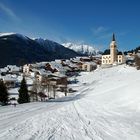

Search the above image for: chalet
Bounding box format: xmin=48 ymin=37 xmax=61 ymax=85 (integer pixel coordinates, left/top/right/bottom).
xmin=1 ymin=75 xmax=17 ymax=88
xmin=0 ymin=68 xmax=8 ymax=75
xmin=23 ymin=64 xmax=32 ymax=75
xmin=45 ymin=62 xmax=66 ymax=75
xmin=80 ymin=57 xmax=91 ymax=62
xmin=48 ymin=76 xmax=67 ymax=86
xmin=35 ymin=69 xmax=51 ymax=84
xmin=82 ymin=62 xmax=97 ymax=72
xmin=23 ymin=64 xmax=41 ymax=76
xmin=7 ymin=65 xmax=20 ymax=74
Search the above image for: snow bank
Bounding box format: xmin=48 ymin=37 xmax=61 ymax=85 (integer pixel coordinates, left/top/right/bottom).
xmin=0 ymin=65 xmax=140 ymax=140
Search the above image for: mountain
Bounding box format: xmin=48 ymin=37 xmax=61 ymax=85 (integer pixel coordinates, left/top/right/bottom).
xmin=0 ymin=33 xmax=79 ymax=67
xmin=62 ymin=42 xmax=100 ymax=56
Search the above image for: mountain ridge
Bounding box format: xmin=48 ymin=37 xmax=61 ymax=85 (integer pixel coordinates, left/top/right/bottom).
xmin=62 ymin=42 xmax=100 ymax=56
xmin=0 ymin=33 xmax=79 ymax=67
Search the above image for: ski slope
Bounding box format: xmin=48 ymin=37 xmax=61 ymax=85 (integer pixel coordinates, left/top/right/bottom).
xmin=1 ymin=65 xmax=140 ymax=140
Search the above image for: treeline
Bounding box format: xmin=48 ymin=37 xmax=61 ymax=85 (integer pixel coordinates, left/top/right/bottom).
xmin=124 ymin=46 xmax=140 ymax=55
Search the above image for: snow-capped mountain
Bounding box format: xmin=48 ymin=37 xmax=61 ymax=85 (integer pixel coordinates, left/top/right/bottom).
xmin=0 ymin=32 xmax=29 ymax=40
xmin=0 ymin=33 xmax=79 ymax=67
xmin=62 ymin=42 xmax=100 ymax=55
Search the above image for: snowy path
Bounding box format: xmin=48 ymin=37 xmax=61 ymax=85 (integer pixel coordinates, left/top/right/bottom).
xmin=1 ymin=65 xmax=140 ymax=140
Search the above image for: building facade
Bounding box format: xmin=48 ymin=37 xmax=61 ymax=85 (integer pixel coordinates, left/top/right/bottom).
xmin=102 ymin=34 xmax=125 ymax=65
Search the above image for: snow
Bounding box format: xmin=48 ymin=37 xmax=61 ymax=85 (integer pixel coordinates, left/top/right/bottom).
xmin=0 ymin=32 xmax=15 ymax=37
xmin=1 ymin=65 xmax=140 ymax=140
xmin=62 ymin=42 xmax=99 ymax=55
xmin=0 ymin=33 xmax=29 ymax=41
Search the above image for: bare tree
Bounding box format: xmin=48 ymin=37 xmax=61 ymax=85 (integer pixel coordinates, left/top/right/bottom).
xmin=30 ymin=79 xmax=39 ymax=101
xmin=135 ymin=55 xmax=140 ymax=69
xmin=52 ymin=85 xmax=56 ymax=99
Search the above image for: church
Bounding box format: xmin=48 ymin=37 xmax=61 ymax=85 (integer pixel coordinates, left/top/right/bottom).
xmin=102 ymin=34 xmax=125 ymax=65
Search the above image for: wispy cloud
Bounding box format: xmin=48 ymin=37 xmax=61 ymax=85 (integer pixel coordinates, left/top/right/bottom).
xmin=91 ymin=26 xmax=108 ymax=35
xmin=91 ymin=26 xmax=112 ymax=40
xmin=91 ymin=26 xmax=128 ymax=40
xmin=0 ymin=2 xmax=20 ymax=22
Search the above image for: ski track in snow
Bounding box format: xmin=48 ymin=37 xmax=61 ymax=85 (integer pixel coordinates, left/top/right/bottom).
xmin=1 ymin=65 xmax=140 ymax=140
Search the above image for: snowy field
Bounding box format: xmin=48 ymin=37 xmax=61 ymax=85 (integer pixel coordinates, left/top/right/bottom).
xmin=1 ymin=65 xmax=140 ymax=140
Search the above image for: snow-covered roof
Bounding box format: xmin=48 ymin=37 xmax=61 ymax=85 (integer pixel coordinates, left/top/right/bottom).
xmin=2 ymin=75 xmax=17 ymax=82
xmin=0 ymin=68 xmax=8 ymax=73
xmin=37 ymin=69 xmax=52 ymax=76
xmin=50 ymin=62 xmax=66 ymax=72
xmin=63 ymin=66 xmax=71 ymax=71
xmin=51 ymin=73 xmax=66 ymax=78
xmin=83 ymin=62 xmax=97 ymax=66
xmin=37 ymin=69 xmax=47 ymax=75
xmin=35 ymin=62 xmax=48 ymax=67
xmin=7 ymin=65 xmax=20 ymax=72
xmin=80 ymin=57 xmax=91 ymax=59
xmin=63 ymin=61 xmax=77 ymax=68
xmin=55 ymin=59 xmax=62 ymax=63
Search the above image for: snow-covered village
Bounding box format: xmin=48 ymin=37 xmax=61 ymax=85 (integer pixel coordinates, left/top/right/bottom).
xmin=0 ymin=32 xmax=140 ymax=140
xmin=1 ymin=0 xmax=140 ymax=140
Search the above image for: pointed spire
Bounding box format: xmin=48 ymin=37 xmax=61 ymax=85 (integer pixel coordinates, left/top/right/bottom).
xmin=112 ymin=33 xmax=115 ymax=41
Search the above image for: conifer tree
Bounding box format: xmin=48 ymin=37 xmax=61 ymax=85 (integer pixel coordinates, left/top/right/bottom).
xmin=0 ymin=80 xmax=9 ymax=105
xmin=18 ymin=77 xmax=30 ymax=104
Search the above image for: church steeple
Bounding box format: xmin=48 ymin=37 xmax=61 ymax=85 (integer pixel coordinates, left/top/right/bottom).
xmin=112 ymin=33 xmax=115 ymax=41
xmin=110 ymin=33 xmax=117 ymax=64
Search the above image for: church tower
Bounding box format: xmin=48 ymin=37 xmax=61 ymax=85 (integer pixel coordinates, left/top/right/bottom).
xmin=110 ymin=33 xmax=117 ymax=64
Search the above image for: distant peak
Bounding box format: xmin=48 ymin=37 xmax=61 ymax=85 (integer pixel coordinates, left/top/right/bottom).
xmin=62 ymin=42 xmax=100 ymax=55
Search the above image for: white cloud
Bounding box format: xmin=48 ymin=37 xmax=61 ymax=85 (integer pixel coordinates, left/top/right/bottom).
xmin=0 ymin=2 xmax=20 ymax=22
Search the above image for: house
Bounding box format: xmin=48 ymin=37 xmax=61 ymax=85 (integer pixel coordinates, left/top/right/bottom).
xmin=45 ymin=62 xmax=66 ymax=75
xmin=82 ymin=62 xmax=97 ymax=72
xmin=7 ymin=65 xmax=20 ymax=74
xmin=47 ymin=73 xmax=68 ymax=94
xmin=1 ymin=75 xmax=17 ymax=88
xmin=35 ymin=69 xmax=52 ymax=85
xmin=102 ymin=34 xmax=125 ymax=66
xmin=49 ymin=76 xmax=67 ymax=86
xmin=80 ymin=57 xmax=91 ymax=62
xmin=0 ymin=68 xmax=8 ymax=75
xmin=23 ymin=64 xmax=40 ymax=76
xmin=23 ymin=64 xmax=32 ymax=75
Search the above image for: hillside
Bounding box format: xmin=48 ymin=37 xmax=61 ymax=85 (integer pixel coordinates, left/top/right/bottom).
xmin=0 ymin=65 xmax=140 ymax=140
xmin=0 ymin=33 xmax=79 ymax=67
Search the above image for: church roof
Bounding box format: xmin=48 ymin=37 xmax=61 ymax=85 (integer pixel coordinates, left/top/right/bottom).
xmin=112 ymin=33 xmax=115 ymax=41
xmin=117 ymin=51 xmax=123 ymax=55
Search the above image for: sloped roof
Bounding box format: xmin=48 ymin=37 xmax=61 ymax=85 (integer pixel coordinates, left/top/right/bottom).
xmin=118 ymin=52 xmax=123 ymax=55
xmin=102 ymin=49 xmax=110 ymax=55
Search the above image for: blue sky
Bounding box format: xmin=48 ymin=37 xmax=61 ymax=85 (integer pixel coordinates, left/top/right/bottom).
xmin=0 ymin=0 xmax=140 ymax=51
